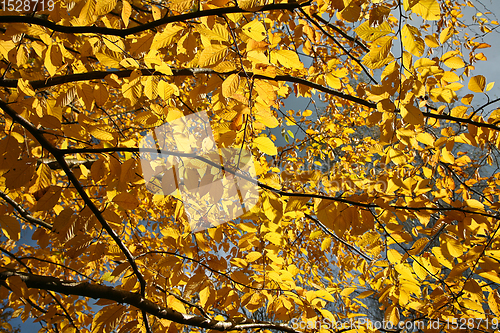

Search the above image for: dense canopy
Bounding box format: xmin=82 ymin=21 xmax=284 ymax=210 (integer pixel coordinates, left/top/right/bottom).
xmin=1 ymin=0 xmax=500 ymax=332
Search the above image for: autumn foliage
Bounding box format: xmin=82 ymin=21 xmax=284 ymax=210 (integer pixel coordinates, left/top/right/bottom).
xmin=1 ymin=0 xmax=500 ymax=332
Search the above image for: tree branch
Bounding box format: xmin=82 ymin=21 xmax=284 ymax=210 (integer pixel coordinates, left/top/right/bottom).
xmin=4 ymin=68 xmax=500 ymax=132
xmin=298 ymin=8 xmax=378 ymax=84
xmin=0 ymin=100 xmax=148 ymax=301
xmin=0 ymin=2 xmax=311 ymax=37
xmin=0 ymin=68 xmax=376 ymax=108
xmin=0 ymin=189 xmax=52 ymax=229
xmin=310 ymin=13 xmax=369 ymax=52
xmin=56 ymin=146 xmax=500 ymax=221
xmin=0 ymin=270 xmax=301 ymax=333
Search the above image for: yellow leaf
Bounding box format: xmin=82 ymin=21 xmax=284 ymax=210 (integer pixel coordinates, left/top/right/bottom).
xmin=424 ymin=34 xmax=439 ymax=48
xmin=6 ymin=276 xmax=28 ymax=297
xmin=264 ymin=231 xmax=282 ymax=245
xmin=158 ymin=80 xmax=179 ymax=100
xmin=385 ymin=305 xmax=400 ymax=325
xmin=242 ymin=19 xmax=266 ymax=42
xmin=5 ymin=159 xmax=36 ymax=189
xmin=479 ymin=272 xmax=500 ymax=284
xmin=151 ymin=24 xmax=184 ymax=50
xmin=96 ymin=51 xmax=121 ymax=68
xmin=443 ymin=56 xmax=465 ymax=69
xmin=196 ymin=23 xmax=229 ymax=42
xmin=409 ymin=238 xmax=429 ymax=255
xmin=466 ymin=199 xmax=484 ymax=210
xmin=90 ymin=126 xmax=115 ymax=141
xmin=79 ymin=0 xmax=97 ymax=25
xmin=246 ymin=252 xmax=262 ymax=262
xmin=198 ymin=44 xmax=228 ymax=67
xmin=412 ymin=0 xmax=441 ymax=20
xmin=325 ymin=73 xmax=341 ymax=89
xmin=441 ymin=146 xmax=455 ymax=163
xmin=468 ymin=75 xmax=486 ymax=93
xmin=412 ymin=258 xmax=428 ymax=280
xmin=416 ymin=132 xmax=435 ymax=146
xmin=0 ymin=40 xmax=15 ymax=59
xmin=155 ymin=62 xmax=173 ymax=75
xmin=93 ymin=83 xmax=109 ymax=106
xmin=30 ymin=163 xmax=52 ymax=194
xmin=321 ymin=237 xmax=331 ymax=251
xmin=0 ymin=215 xmax=20 ymax=241
xmin=440 ymin=26 xmax=453 ymax=44
xmin=96 ymin=0 xmax=117 ymax=16
xmin=113 ymin=192 xmax=140 ymax=210
xmin=143 ymin=76 xmax=158 ymax=100
xmin=400 ymin=104 xmax=424 ymax=126
xmin=91 ymin=305 xmax=127 ymax=333
xmin=387 ymin=147 xmax=406 ymax=165
xmin=222 ymin=73 xmax=240 ymax=98
xmin=340 ymin=0 xmax=361 ymax=22
xmin=443 ymin=234 xmax=463 ymax=258
xmin=387 ymin=249 xmax=402 ymax=263
xmin=403 ymin=0 xmax=419 ymax=11
xmin=119 ymin=58 xmax=139 ymax=69
xmin=213 ymin=61 xmax=237 ymax=73
xmin=486 ymin=82 xmax=495 ymax=92
xmin=238 ymin=0 xmax=264 ymax=11
xmin=362 ymin=36 xmax=393 ymax=69
xmin=272 ymin=50 xmax=303 ymax=69
xmin=254 ymin=136 xmax=277 ymax=155
xmin=302 ymin=109 xmax=312 ymax=117
xmin=340 ymin=287 xmax=356 ymax=297
xmin=442 ymin=71 xmax=459 ymax=82
xmin=121 ymin=0 xmax=132 ymax=27
xmin=152 ymin=5 xmax=161 ymax=20
xmin=34 ymin=186 xmax=62 ymax=212
xmin=354 ymin=21 xmax=392 ymax=42
xmin=44 ymin=44 xmax=63 ymax=76
xmin=402 ymin=24 xmax=424 ymax=57
xmin=17 ymin=78 xmax=35 ymax=96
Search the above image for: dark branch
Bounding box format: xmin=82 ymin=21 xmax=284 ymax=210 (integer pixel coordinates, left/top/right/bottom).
xmin=3 ymin=68 xmax=499 ymax=132
xmin=0 ymin=68 xmax=376 ymax=108
xmin=310 ymin=13 xmax=370 ymax=52
xmin=0 ymin=190 xmax=52 ymax=229
xmin=0 ymin=270 xmax=301 ymax=333
xmin=0 ymin=2 xmax=311 ymax=37
xmin=0 ymin=100 xmax=147 ymax=300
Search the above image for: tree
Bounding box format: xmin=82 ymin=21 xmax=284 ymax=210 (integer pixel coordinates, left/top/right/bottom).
xmin=1 ymin=0 xmax=500 ymax=332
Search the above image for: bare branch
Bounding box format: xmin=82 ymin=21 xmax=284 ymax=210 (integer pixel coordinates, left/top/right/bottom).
xmin=0 ymin=189 xmax=52 ymax=229
xmin=0 ymin=270 xmax=301 ymax=333
xmin=0 ymin=2 xmax=311 ymax=37
xmin=0 ymin=100 xmax=148 ymax=299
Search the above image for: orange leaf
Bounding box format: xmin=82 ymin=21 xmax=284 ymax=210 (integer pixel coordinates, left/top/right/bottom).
xmin=113 ymin=192 xmax=140 ymax=210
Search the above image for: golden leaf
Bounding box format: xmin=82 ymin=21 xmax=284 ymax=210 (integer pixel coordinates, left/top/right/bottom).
xmin=271 ymin=50 xmax=303 ymax=69
xmin=151 ymin=24 xmax=184 ymax=50
xmin=400 ymin=104 xmax=424 ymax=126
xmin=34 ymin=186 xmax=62 ymax=212
xmin=402 ymin=24 xmax=424 ymax=57
xmin=121 ymin=0 xmax=132 ymax=27
xmin=0 ymin=215 xmax=20 ymax=241
xmin=242 ymin=19 xmax=267 ymax=42
xmin=411 ymin=0 xmax=441 ymax=20
xmin=443 ymin=56 xmax=465 ymax=69
xmin=468 ymin=75 xmax=486 ymax=93
xmin=354 ymin=21 xmax=393 ymax=42
xmin=17 ymin=78 xmax=35 ymax=96
xmin=198 ymin=44 xmax=228 ymax=67
xmin=254 ymin=136 xmax=277 ymax=155
xmin=222 ymin=73 xmax=240 ymax=98
xmin=113 ymin=192 xmax=140 ymax=210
